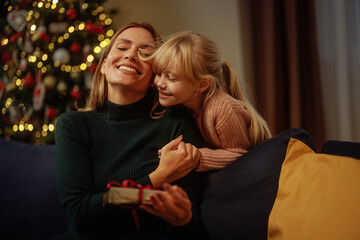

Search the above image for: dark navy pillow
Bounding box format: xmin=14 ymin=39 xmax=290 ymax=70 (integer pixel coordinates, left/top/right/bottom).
xmin=0 ymin=138 xmax=69 ymax=240
xmin=200 ymin=128 xmax=315 ymax=240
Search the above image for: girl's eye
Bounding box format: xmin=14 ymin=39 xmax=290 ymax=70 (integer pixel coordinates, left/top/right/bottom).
xmin=155 ymin=72 xmax=162 ymax=76
xmin=117 ymin=48 xmax=127 ymax=51
xmin=167 ymin=75 xmax=176 ymax=81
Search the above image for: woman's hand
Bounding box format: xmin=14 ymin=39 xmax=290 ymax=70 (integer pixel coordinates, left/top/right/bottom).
xmin=139 ymin=183 xmax=192 ymax=226
xmin=150 ymin=135 xmax=200 ymax=187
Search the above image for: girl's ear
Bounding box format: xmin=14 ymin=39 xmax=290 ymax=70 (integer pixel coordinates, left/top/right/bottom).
xmin=100 ymin=58 xmax=107 ymax=74
xmin=199 ymin=78 xmax=212 ymax=93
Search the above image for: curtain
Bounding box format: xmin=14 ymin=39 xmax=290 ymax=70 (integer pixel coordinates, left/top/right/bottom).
xmin=250 ymin=0 xmax=325 ymax=149
xmin=315 ymin=0 xmax=360 ymax=142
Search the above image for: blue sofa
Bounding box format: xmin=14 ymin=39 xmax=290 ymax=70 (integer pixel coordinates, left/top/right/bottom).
xmin=0 ymin=128 xmax=359 ymax=240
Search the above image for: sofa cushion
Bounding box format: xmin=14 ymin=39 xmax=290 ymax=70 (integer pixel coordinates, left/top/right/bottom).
xmin=201 ymin=128 xmax=316 ymax=240
xmin=268 ymin=138 xmax=360 ymax=240
xmin=0 ymin=138 xmax=69 ymax=240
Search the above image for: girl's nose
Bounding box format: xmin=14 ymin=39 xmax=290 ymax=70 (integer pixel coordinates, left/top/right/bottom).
xmin=156 ymin=75 xmax=166 ymax=88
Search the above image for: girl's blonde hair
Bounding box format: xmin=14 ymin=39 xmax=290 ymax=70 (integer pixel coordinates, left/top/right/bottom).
xmin=85 ymin=22 xmax=162 ymax=112
xmin=148 ymin=31 xmax=271 ymax=145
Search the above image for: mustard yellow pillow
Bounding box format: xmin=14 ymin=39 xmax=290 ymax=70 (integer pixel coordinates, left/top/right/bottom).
xmin=268 ymin=138 xmax=360 ymax=240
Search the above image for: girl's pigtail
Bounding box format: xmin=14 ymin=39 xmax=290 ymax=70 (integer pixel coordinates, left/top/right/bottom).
xmin=221 ymin=60 xmax=244 ymax=101
xmin=221 ymin=60 xmax=272 ymax=145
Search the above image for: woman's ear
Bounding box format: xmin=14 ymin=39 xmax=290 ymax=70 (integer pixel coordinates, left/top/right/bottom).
xmin=100 ymin=58 xmax=107 ymax=74
xmin=199 ymin=78 xmax=212 ymax=93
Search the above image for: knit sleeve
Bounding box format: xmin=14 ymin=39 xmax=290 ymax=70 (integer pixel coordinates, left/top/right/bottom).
xmin=196 ymin=98 xmax=251 ymax=172
xmin=55 ymin=113 xmax=129 ymax=232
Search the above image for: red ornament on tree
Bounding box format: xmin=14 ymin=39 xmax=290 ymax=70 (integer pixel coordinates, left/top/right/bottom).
xmin=84 ymin=23 xmax=95 ymax=31
xmin=70 ymin=42 xmax=82 ymax=53
xmin=1 ymin=50 xmax=12 ymax=63
xmin=10 ymin=32 xmax=24 ymax=43
xmin=18 ymin=0 xmax=32 ymax=8
xmin=39 ymin=32 xmax=51 ymax=42
xmin=89 ymin=62 xmax=98 ymax=73
xmin=23 ymin=72 xmax=35 ymax=88
xmin=70 ymin=85 xmax=82 ymax=100
xmin=0 ymin=81 xmax=5 ymax=91
xmin=0 ymin=81 xmax=6 ymax=98
xmin=84 ymin=23 xmax=104 ymax=35
xmin=46 ymin=107 xmax=57 ymax=120
xmin=66 ymin=9 xmax=77 ymax=20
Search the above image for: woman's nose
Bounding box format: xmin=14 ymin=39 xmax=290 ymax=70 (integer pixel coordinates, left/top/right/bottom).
xmin=124 ymin=48 xmax=138 ymax=62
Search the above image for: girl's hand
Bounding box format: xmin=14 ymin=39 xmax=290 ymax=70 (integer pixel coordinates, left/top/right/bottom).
xmin=158 ymin=135 xmax=182 ymax=160
xmin=139 ymin=183 xmax=192 ymax=226
xmin=150 ymin=135 xmax=200 ymax=187
xmin=158 ymin=137 xmax=180 ymax=159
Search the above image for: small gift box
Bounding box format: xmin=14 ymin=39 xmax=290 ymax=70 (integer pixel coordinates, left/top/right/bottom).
xmin=103 ymin=180 xmax=162 ymax=207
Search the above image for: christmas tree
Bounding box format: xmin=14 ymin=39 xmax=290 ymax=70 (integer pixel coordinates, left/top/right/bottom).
xmin=0 ymin=0 xmax=114 ymax=144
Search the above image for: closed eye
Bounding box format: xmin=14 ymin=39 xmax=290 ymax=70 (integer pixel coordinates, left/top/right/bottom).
xmin=166 ymin=74 xmax=176 ymax=81
xmin=139 ymin=49 xmax=151 ymax=57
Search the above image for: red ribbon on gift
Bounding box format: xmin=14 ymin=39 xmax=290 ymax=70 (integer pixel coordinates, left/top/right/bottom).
xmin=106 ymin=180 xmax=157 ymax=229
xmin=106 ymin=180 xmax=155 ymax=205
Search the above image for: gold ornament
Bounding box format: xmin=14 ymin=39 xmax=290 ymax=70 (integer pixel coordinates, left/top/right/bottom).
xmin=57 ymin=80 xmax=67 ymax=94
xmin=43 ymin=74 xmax=56 ymax=89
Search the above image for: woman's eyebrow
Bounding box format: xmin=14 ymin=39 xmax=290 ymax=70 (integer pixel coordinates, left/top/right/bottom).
xmin=116 ymin=38 xmax=131 ymax=44
xmin=140 ymin=43 xmax=155 ymax=49
xmin=116 ymin=38 xmax=154 ymax=49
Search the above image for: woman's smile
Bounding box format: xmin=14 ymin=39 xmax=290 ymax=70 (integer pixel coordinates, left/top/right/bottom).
xmin=118 ymin=64 xmax=141 ymax=74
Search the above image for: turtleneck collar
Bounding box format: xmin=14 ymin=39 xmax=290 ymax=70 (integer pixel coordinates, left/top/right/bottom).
xmin=104 ymin=89 xmax=154 ymax=120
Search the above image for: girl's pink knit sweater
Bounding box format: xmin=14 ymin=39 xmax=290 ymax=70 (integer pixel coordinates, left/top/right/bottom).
xmin=195 ymin=90 xmax=252 ymax=172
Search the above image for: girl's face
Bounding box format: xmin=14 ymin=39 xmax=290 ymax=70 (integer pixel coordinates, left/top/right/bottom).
xmin=154 ymin=66 xmax=200 ymax=108
xmin=101 ymin=27 xmax=155 ymax=95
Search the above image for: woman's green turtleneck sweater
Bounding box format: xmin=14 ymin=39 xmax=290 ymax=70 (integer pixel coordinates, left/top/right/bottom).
xmin=54 ymin=92 xmax=208 ymax=239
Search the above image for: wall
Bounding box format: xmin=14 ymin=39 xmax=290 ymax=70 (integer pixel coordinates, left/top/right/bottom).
xmin=103 ymin=0 xmax=255 ymax=101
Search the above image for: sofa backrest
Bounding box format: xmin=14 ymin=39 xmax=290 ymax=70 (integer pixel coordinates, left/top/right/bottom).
xmin=321 ymin=140 xmax=360 ymax=159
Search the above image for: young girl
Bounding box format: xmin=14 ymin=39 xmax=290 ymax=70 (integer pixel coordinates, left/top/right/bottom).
xmin=147 ymin=31 xmax=271 ymax=172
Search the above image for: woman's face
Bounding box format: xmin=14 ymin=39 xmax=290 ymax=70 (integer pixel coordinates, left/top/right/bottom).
xmin=101 ymin=27 xmax=155 ymax=96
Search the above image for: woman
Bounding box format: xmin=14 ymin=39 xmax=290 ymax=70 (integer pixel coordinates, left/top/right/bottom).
xmin=55 ymin=22 xmax=208 ymax=239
